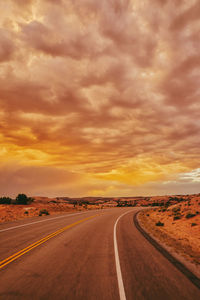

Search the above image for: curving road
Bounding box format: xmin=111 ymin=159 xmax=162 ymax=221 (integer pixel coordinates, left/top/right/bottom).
xmin=0 ymin=208 xmax=199 ymax=300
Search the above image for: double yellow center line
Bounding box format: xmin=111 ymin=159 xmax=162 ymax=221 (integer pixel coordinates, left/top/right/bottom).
xmin=0 ymin=214 xmax=97 ymax=270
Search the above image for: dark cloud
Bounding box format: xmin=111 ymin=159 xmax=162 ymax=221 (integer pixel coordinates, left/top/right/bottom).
xmin=20 ymin=19 xmax=108 ymax=60
xmin=170 ymin=1 xmax=200 ymax=31
xmin=0 ymin=29 xmax=15 ymax=62
xmin=0 ymin=165 xmax=82 ymax=197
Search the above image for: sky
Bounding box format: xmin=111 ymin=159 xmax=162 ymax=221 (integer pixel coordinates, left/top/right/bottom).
xmin=0 ymin=0 xmax=200 ymax=198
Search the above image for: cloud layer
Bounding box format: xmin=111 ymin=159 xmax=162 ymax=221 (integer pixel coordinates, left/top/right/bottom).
xmin=0 ymin=0 xmax=200 ymax=197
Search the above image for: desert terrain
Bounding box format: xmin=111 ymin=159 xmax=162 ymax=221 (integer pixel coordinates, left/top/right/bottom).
xmin=138 ymin=195 xmax=200 ymax=266
xmin=1 ymin=193 xmax=200 ymax=268
xmin=0 ymin=196 xmax=103 ymax=223
xmin=0 ymin=193 xmax=200 ymax=298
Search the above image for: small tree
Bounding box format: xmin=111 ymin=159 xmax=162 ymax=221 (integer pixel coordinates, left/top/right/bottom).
xmin=15 ymin=194 xmax=33 ymax=205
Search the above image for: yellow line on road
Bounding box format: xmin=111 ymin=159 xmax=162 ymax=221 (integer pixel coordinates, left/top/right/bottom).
xmin=0 ymin=214 xmax=97 ymax=270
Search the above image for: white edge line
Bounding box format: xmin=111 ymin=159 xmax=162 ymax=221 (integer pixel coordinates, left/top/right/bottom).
xmin=0 ymin=209 xmax=101 ymax=233
xmin=114 ymin=210 xmax=133 ymax=300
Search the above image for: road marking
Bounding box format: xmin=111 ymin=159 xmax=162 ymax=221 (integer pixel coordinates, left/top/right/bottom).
xmin=114 ymin=210 xmax=133 ymax=300
xmin=0 ymin=210 xmax=101 ymax=233
xmin=0 ymin=214 xmax=98 ymax=270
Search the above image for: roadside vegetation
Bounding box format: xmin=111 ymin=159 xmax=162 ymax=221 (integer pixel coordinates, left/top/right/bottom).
xmin=0 ymin=197 xmax=12 ymax=205
xmin=0 ymin=194 xmax=33 ymax=205
xmin=138 ymin=195 xmax=200 ymax=266
xmin=39 ymin=209 xmax=49 ymax=216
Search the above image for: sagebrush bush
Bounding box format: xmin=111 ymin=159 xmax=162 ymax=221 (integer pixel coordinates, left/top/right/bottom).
xmin=172 ymin=206 xmax=181 ymax=213
xmin=185 ymin=213 xmax=196 ymax=219
xmin=39 ymin=209 xmax=49 ymax=216
xmin=155 ymin=221 xmax=164 ymax=226
xmin=173 ymin=215 xmax=181 ymax=220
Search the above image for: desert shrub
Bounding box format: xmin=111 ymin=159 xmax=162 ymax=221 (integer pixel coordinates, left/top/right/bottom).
xmin=196 ymin=211 xmax=199 ymax=214
xmin=146 ymin=214 xmax=149 ymax=216
xmin=39 ymin=209 xmax=49 ymax=216
xmin=155 ymin=221 xmax=164 ymax=226
xmin=173 ymin=215 xmax=181 ymax=220
xmin=172 ymin=206 xmax=180 ymax=213
xmin=161 ymin=208 xmax=167 ymax=212
xmin=24 ymin=211 xmax=29 ymax=215
xmin=191 ymin=223 xmax=197 ymax=227
xmin=0 ymin=197 xmax=12 ymax=204
xmin=185 ymin=213 xmax=196 ymax=219
xmin=15 ymin=194 xmax=33 ymax=205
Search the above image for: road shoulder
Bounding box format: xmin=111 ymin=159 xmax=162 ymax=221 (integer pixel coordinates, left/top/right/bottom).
xmin=135 ymin=210 xmax=200 ymax=290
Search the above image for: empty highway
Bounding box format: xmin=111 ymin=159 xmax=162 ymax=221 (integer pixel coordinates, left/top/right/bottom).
xmin=0 ymin=208 xmax=199 ymax=300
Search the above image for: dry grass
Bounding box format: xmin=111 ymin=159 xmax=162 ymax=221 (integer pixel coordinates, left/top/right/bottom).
xmin=0 ymin=203 xmax=73 ymax=223
xmin=0 ymin=201 xmax=101 ymax=223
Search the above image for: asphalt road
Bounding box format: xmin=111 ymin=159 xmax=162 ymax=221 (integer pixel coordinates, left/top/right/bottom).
xmin=0 ymin=208 xmax=199 ymax=300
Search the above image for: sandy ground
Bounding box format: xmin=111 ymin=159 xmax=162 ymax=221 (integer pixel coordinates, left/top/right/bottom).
xmin=0 ymin=203 xmax=100 ymax=223
xmin=138 ymin=196 xmax=200 ymax=266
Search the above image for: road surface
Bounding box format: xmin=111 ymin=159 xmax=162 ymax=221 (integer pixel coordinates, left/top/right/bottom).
xmin=0 ymin=207 xmax=199 ymax=300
